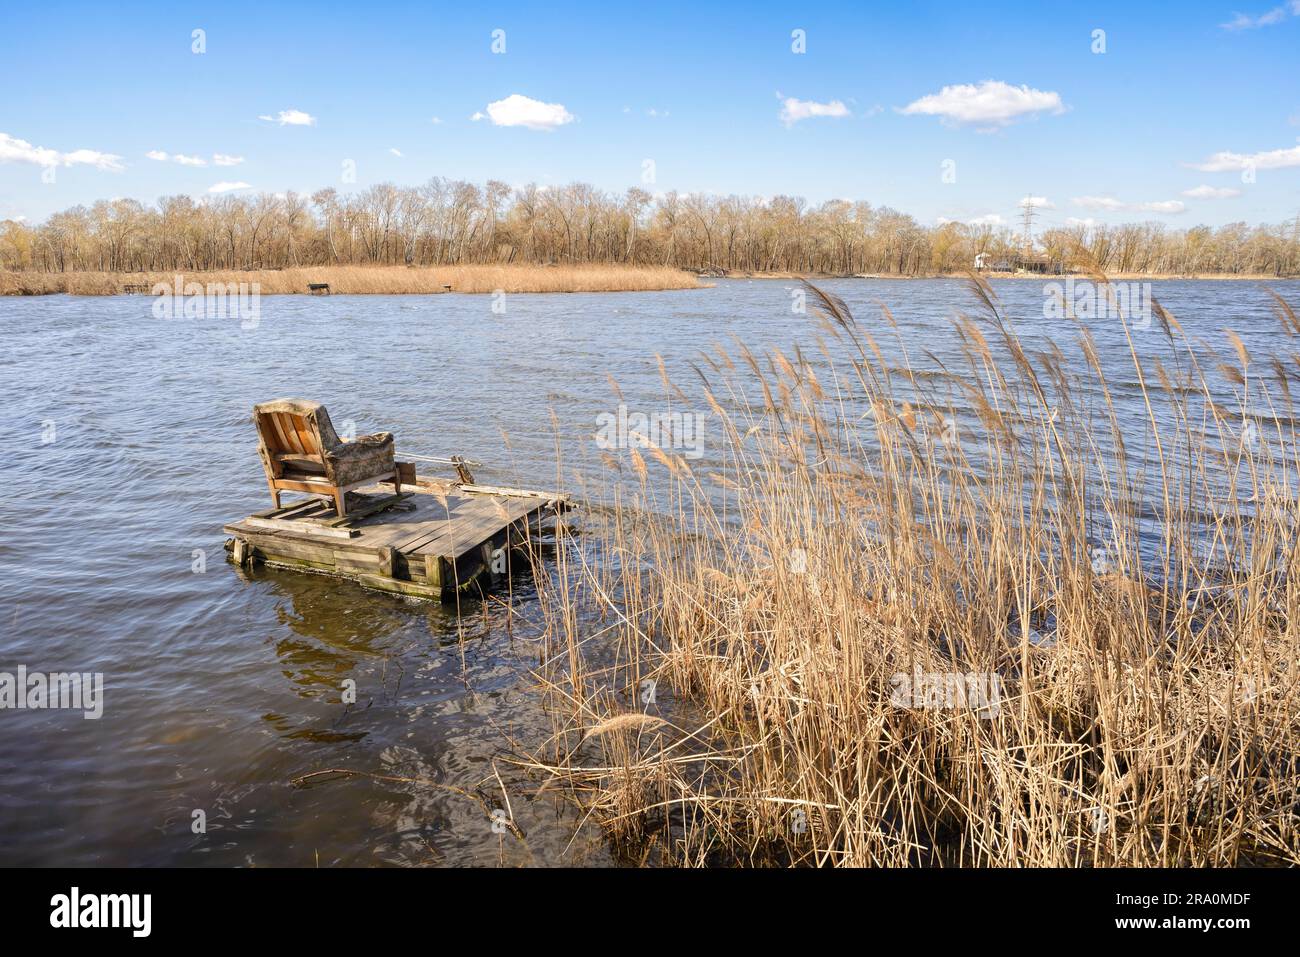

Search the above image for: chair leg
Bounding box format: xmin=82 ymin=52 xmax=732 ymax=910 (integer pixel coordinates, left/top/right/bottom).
xmin=333 ymin=489 xmax=347 ymax=517
xmin=393 ymin=470 xmax=402 ymax=496
xmin=267 ymin=478 xmax=281 ymax=509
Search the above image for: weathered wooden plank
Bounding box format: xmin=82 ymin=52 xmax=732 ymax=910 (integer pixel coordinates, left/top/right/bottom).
xmin=356 ymin=574 xmax=442 ymax=600
xmin=334 ymin=551 xmax=384 ymax=576
xmin=410 ymin=498 xmax=543 ymax=558
xmin=225 ymin=533 xmax=341 ymax=566
xmin=318 ymin=492 xmax=410 ymax=527
xmin=457 ymin=482 xmax=567 ymax=502
xmin=249 ymin=496 xmax=329 ymax=520
xmin=259 ymin=553 xmax=337 ymax=573
xmin=243 ymin=516 xmax=360 ymax=539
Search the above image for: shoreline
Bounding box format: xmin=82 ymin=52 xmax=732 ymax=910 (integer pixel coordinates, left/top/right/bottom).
xmin=725 ymin=270 xmax=1300 ymax=282
xmin=3 ymin=265 xmax=1296 ymax=297
xmin=0 ymin=264 xmax=704 ymax=297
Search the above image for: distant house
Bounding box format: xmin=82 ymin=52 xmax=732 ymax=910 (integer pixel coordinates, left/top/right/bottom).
xmin=974 ymin=252 xmax=1013 ymax=272
xmin=1013 ymin=252 xmax=1064 ymax=274
xmin=975 ymin=251 xmax=1063 ymax=274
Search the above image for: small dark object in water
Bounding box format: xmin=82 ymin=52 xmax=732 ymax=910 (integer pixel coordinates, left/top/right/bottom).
xmin=308 ymin=283 xmax=331 ymax=295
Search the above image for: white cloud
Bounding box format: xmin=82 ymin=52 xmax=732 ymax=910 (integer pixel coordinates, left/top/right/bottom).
xmin=208 ymin=181 xmax=252 ymax=193
xmin=389 ymin=147 xmax=403 ymax=157
xmin=151 ymin=149 xmax=236 ymax=168
xmin=1072 ymin=195 xmax=1127 ymax=211
xmin=473 ymin=94 xmax=574 ymax=131
xmin=1181 ymin=184 xmax=1243 ymax=198
xmin=1220 ymin=4 xmax=1298 ymax=30
xmin=0 ymin=132 xmax=124 ymax=171
xmin=1066 ymin=217 xmax=1099 ymax=228
xmin=899 ymin=80 xmax=1065 ymax=129
xmin=1072 ymin=195 xmax=1185 ymax=215
xmin=1185 ymin=141 xmax=1300 ymax=171
xmin=937 ymin=213 xmax=1005 ymax=226
xmin=779 ymin=96 xmax=851 ymax=126
xmin=258 ymin=109 xmax=316 ymax=126
xmin=470 ymin=111 xmax=486 ymax=121
xmin=1019 ymin=195 xmax=1055 ymax=209
xmin=62 ymin=150 xmax=123 ymax=169
xmin=1136 ymin=200 xmax=1186 ymax=214
xmin=430 ymin=116 xmax=443 ymax=125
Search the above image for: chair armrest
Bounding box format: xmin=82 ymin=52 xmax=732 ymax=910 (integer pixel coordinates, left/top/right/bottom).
xmin=330 ymin=432 xmax=394 ymax=455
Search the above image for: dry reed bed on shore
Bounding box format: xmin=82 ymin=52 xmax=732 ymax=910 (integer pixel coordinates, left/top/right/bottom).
xmin=525 ymin=275 xmax=1300 ymax=866
xmin=0 ymin=264 xmax=701 ymax=296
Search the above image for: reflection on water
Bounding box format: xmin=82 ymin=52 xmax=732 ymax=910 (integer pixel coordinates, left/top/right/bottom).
xmin=1 ymin=278 xmax=1297 ymax=865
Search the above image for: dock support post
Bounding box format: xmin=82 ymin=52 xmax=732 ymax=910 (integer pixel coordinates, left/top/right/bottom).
xmin=378 ymin=546 xmax=398 ymax=580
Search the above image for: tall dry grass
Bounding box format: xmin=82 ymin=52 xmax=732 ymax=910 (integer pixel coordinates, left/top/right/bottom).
xmin=0 ymin=264 xmax=701 ymax=296
xmin=525 ymin=275 xmax=1300 ymax=866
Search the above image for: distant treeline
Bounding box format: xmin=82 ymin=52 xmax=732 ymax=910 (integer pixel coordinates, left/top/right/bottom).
xmin=3 ymin=178 xmax=1298 ymax=276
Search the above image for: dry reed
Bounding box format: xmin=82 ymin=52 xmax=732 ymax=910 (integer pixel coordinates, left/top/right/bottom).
xmin=523 ymin=275 xmax=1300 ymax=867
xmin=0 ymin=264 xmax=701 ymax=296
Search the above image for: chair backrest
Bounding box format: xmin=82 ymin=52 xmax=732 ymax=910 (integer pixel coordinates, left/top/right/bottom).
xmin=252 ymin=399 xmax=341 ymax=476
xmin=259 ymin=409 xmax=322 ymax=457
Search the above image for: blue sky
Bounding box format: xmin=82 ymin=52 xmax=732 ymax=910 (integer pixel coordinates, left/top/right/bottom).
xmin=2 ymin=0 xmax=1298 ymax=230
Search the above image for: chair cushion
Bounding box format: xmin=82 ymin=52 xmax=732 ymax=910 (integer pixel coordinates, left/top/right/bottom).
xmin=325 ymin=432 xmax=396 ymax=486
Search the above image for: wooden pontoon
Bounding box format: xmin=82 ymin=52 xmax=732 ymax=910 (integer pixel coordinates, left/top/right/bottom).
xmin=224 ymin=472 xmax=566 ymax=600
xmin=228 ymin=398 xmax=566 ymax=600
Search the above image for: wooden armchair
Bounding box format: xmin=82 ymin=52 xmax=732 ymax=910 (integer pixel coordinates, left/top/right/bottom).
xmin=253 ymin=399 xmax=400 ymax=517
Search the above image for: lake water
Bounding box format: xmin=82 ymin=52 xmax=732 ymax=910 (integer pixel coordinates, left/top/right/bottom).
xmin=2 ymin=278 xmax=1297 ymax=866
